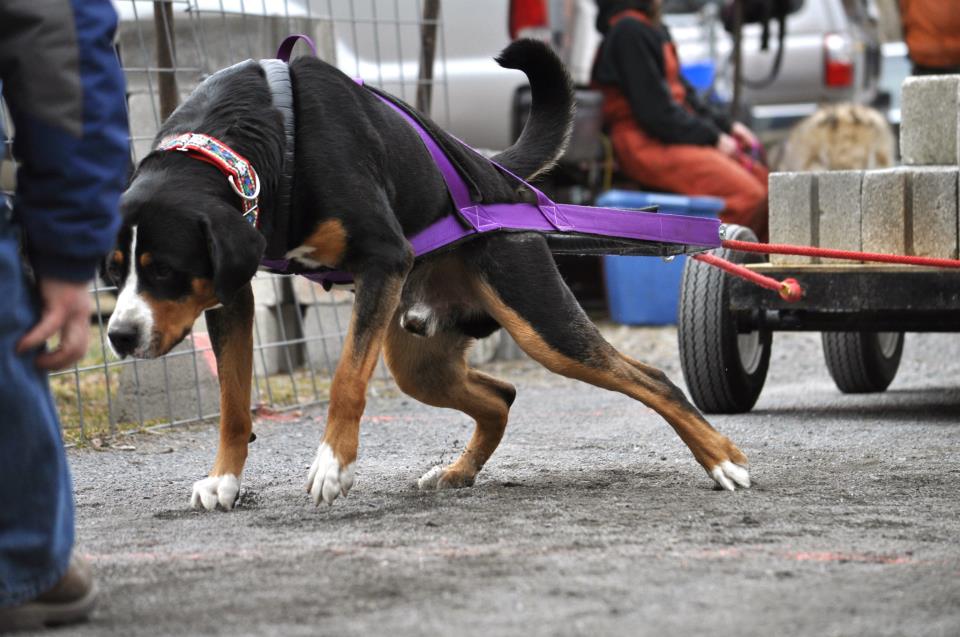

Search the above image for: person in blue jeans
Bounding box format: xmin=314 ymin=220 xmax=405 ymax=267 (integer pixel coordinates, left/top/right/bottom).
xmin=0 ymin=0 xmax=128 ymax=630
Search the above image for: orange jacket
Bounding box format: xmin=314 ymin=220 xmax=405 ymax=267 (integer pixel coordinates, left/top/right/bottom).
xmin=900 ymin=0 xmax=960 ymax=68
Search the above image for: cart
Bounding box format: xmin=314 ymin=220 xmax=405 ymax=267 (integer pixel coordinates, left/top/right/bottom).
xmin=676 ymin=225 xmax=960 ymax=414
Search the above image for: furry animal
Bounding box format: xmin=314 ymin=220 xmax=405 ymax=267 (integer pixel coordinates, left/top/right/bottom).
xmin=775 ymin=102 xmax=895 ymax=172
xmin=103 ymin=40 xmax=750 ymax=511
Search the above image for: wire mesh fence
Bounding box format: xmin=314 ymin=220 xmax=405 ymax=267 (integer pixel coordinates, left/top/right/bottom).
xmin=2 ymin=0 xmax=451 ymax=444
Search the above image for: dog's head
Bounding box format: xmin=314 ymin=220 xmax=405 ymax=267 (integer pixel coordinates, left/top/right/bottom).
xmin=104 ymin=166 xmax=266 ymax=358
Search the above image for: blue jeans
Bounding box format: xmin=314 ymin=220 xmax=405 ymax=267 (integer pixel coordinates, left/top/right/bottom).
xmin=0 ymin=199 xmax=74 ymax=607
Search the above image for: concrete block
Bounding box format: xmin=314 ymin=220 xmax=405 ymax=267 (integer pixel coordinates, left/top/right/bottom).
xmin=861 ymin=169 xmax=908 ymax=255
xmin=468 ymin=332 xmax=502 ymax=366
xmin=900 ymin=75 xmax=960 ymax=166
xmin=302 ymin=296 xmax=354 ymax=376
xmin=817 ymin=170 xmax=863 ymax=263
xmin=253 ymin=304 xmax=303 ymax=377
xmin=251 ymin=272 xmax=291 ymax=306
xmin=111 ymin=335 xmax=220 ymax=426
xmin=769 ymin=172 xmax=817 ymax=264
xmin=292 ymin=276 xmax=353 ymax=305
xmin=909 ymin=166 xmax=959 ymax=258
xmin=494 ymin=331 xmax=529 ymax=361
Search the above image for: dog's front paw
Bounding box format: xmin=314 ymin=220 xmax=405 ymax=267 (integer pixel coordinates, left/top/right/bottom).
xmin=708 ymin=460 xmax=751 ymax=491
xmin=417 ymin=465 xmax=475 ymax=490
xmin=306 ymin=442 xmax=355 ymax=506
xmin=191 ymin=474 xmax=241 ymax=511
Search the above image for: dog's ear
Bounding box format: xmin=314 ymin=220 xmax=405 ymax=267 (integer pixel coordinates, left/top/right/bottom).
xmin=200 ymin=206 xmax=266 ymax=304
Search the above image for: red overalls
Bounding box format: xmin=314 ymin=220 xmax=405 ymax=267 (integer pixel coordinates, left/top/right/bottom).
xmin=598 ymin=10 xmax=768 ymax=241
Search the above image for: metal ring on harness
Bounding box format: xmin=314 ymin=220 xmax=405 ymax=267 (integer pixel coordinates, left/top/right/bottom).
xmin=228 ymin=173 xmax=260 ymax=200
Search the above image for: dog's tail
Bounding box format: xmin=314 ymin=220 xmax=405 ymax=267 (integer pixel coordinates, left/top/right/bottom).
xmin=491 ymin=39 xmax=574 ymax=181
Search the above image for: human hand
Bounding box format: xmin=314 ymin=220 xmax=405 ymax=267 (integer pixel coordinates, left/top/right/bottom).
xmin=17 ymin=278 xmax=92 ymax=370
xmin=716 ymin=133 xmax=739 ymax=157
xmin=731 ymin=121 xmax=759 ymax=149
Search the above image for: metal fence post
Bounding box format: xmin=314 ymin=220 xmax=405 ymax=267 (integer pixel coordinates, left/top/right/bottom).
xmin=154 ymin=0 xmax=180 ymax=119
xmin=416 ymin=0 xmax=440 ymax=113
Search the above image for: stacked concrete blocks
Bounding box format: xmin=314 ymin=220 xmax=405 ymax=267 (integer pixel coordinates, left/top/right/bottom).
xmin=769 ymin=172 xmax=816 ymax=264
xmin=251 ymin=273 xmax=303 ymax=377
xmin=111 ymin=336 xmax=220 ymax=426
xmin=295 ymin=278 xmax=356 ymax=377
xmin=861 ymin=168 xmax=908 ymax=256
xmin=816 ymin=170 xmax=863 ymax=263
xmin=900 ymin=75 xmax=960 ymax=166
xmin=769 ymin=75 xmax=960 ymax=264
xmin=909 ymin=166 xmax=960 ymax=259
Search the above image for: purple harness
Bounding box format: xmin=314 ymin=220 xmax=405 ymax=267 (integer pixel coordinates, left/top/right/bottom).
xmin=260 ymin=36 xmax=721 ymax=286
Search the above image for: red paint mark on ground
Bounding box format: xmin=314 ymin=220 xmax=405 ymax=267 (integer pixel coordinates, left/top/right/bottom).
xmin=787 ymin=551 xmax=912 ymax=565
xmin=82 ymin=549 xmax=264 ymax=565
xmin=254 ymin=404 xmax=303 ymax=422
xmin=189 ymin=332 xmax=218 ymax=377
xmin=692 ymin=548 xmax=744 ymax=559
xmin=684 ymin=547 xmax=914 ymax=566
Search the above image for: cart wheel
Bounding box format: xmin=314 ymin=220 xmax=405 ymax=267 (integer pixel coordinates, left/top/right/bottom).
xmin=821 ymin=331 xmax=903 ymax=393
xmin=679 ymin=225 xmax=771 ymax=414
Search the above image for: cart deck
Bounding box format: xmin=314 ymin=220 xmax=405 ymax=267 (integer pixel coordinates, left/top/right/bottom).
xmin=729 ymin=264 xmax=960 ymax=332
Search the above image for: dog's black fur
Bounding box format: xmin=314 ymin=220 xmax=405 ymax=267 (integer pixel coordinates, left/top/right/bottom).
xmin=106 ymin=39 xmax=749 ymax=507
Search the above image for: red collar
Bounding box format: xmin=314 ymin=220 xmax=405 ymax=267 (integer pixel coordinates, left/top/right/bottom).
xmin=156 ymin=133 xmax=261 ymax=227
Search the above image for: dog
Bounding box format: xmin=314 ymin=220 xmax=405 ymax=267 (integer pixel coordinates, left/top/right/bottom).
xmin=774 ymin=102 xmax=895 ymax=172
xmin=103 ymin=39 xmax=750 ymax=511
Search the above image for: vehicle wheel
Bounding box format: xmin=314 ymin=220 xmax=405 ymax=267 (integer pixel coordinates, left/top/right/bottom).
xmin=821 ymin=331 xmax=903 ymax=393
xmin=678 ymin=225 xmax=772 ymax=414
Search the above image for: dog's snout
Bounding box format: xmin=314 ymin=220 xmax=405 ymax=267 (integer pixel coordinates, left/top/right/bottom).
xmin=108 ymin=325 xmax=139 ymax=357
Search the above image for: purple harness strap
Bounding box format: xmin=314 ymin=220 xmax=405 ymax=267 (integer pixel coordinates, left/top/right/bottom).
xmin=261 ymin=35 xmax=721 ymax=285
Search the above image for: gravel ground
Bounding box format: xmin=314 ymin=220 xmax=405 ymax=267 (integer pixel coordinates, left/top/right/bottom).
xmin=47 ymin=326 xmax=960 ymax=636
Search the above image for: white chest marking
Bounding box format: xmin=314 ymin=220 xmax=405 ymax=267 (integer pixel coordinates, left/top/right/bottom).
xmin=285 ymin=245 xmax=334 ymax=269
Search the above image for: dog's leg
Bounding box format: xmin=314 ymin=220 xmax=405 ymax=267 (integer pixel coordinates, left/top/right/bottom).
xmin=474 ymin=237 xmax=750 ymax=491
xmin=191 ymin=283 xmax=254 ymax=510
xmin=306 ymin=263 xmax=410 ymax=506
xmin=383 ymin=322 xmax=515 ymax=490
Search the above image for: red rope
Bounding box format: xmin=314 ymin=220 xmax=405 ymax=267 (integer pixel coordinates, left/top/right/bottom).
xmin=722 ymin=239 xmax=960 ymax=269
xmin=692 ymin=252 xmax=803 ymax=302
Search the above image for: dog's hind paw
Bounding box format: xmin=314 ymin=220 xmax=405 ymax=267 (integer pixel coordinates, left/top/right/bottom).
xmin=708 ymin=461 xmax=751 ymax=491
xmin=191 ymin=474 xmax=241 ymax=511
xmin=417 ymin=465 xmax=446 ymax=490
xmin=306 ymin=442 xmax=355 ymax=506
xmin=417 ymin=465 xmax=475 ymax=490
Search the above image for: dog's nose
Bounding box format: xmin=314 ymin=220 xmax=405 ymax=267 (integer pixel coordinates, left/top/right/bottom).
xmin=108 ymin=326 xmax=139 ymax=357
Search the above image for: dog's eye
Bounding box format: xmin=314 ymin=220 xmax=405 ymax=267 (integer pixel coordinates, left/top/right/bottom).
xmin=152 ymin=263 xmax=173 ymax=280
xmin=106 ymin=260 xmax=125 ymax=285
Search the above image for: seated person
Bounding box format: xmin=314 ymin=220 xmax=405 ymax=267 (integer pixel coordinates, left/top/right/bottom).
xmin=592 ymin=0 xmax=768 ymax=241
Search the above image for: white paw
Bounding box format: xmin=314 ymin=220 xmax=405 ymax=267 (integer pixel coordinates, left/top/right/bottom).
xmin=191 ymin=474 xmax=241 ymax=511
xmin=709 ymin=460 xmax=751 ymax=491
xmin=417 ymin=465 xmax=446 ymax=490
xmin=306 ymin=443 xmax=355 ymax=506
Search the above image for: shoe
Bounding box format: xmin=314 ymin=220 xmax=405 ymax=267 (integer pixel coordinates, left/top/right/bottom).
xmin=0 ymin=555 xmax=98 ymax=632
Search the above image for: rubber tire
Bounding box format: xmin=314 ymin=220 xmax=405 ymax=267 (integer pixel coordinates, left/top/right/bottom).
xmin=678 ymin=225 xmax=772 ymax=414
xmin=821 ymin=331 xmax=903 ymax=394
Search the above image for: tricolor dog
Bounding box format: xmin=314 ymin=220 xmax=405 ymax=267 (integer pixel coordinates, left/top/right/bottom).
xmin=104 ymin=40 xmax=750 ymax=511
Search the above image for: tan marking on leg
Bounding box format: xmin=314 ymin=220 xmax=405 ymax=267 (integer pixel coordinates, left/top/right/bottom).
xmin=321 ymin=274 xmax=403 ymax=467
xmin=301 ymin=218 xmax=349 ymax=268
xmin=476 ymin=282 xmax=747 ymax=472
xmin=210 ymin=287 xmax=254 ymax=478
xmin=383 ymin=321 xmax=514 ymax=486
xmin=143 ymin=278 xmax=219 ymax=354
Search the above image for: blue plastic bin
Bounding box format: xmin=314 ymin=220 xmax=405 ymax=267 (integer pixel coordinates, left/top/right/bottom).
xmin=598 ymin=190 xmax=724 ymax=325
xmin=680 ymin=61 xmax=716 ymax=91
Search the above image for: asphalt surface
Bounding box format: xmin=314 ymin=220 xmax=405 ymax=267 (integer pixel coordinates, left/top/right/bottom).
xmin=51 ymin=327 xmax=960 ymax=636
